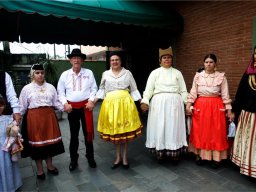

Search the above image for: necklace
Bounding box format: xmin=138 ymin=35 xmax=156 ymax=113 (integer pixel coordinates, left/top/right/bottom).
xmin=249 ymin=75 xmax=256 ymax=91
xmin=40 ymin=87 xmax=46 ymax=93
xmin=37 ymin=84 xmax=46 ymax=93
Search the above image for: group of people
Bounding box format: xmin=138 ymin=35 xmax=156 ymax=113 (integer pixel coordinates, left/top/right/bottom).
xmin=1 ymin=47 xmax=255 ymax=191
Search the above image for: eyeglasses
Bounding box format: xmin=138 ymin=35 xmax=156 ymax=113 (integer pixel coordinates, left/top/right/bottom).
xmin=34 ymin=71 xmax=45 ymax=75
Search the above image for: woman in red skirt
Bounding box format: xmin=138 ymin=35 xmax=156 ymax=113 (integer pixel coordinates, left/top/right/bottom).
xmin=19 ymin=64 xmax=65 ymax=180
xmin=186 ymin=54 xmax=233 ymax=168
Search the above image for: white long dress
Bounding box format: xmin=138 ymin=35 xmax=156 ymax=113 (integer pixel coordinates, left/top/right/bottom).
xmin=141 ymin=67 xmax=188 ymax=158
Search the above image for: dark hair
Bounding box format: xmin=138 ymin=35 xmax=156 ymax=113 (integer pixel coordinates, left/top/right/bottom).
xmin=0 ymin=94 xmax=6 ymax=107
xmin=197 ymin=67 xmax=204 ymax=73
xmin=204 ymin=54 xmax=217 ymax=63
xmin=109 ymin=51 xmax=123 ymax=62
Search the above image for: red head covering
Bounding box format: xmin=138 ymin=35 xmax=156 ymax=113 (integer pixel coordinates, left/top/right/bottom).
xmin=246 ymin=46 xmax=256 ymax=74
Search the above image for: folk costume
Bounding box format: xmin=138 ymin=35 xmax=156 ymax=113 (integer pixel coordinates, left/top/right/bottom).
xmin=231 ymin=50 xmax=256 ymax=178
xmin=96 ymin=68 xmax=142 ymax=144
xmin=142 ymin=66 xmax=188 ymax=159
xmin=188 ymin=70 xmax=231 ymax=162
xmin=19 ymin=64 xmax=64 ymax=160
xmin=57 ymin=49 xmax=98 ymax=166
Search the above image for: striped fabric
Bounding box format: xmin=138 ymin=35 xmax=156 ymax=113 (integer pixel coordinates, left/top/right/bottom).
xmin=231 ymin=110 xmax=256 ymax=178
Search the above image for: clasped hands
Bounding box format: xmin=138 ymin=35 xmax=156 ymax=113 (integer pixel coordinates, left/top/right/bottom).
xmin=64 ymin=103 xmax=72 ymax=113
xmin=140 ymin=103 xmax=149 ymax=112
xmin=85 ymin=101 xmax=94 ymax=111
xmin=64 ymin=101 xmax=95 ymax=113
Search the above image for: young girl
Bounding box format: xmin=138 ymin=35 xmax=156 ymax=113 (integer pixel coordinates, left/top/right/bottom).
xmin=0 ymin=94 xmax=22 ymax=191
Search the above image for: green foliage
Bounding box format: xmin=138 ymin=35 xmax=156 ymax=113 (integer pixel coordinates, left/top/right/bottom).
xmin=43 ymin=61 xmax=58 ymax=88
xmin=39 ymin=60 xmax=106 ymax=88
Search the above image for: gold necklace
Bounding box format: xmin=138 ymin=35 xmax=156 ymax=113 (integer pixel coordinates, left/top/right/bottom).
xmin=249 ymin=75 xmax=256 ymax=91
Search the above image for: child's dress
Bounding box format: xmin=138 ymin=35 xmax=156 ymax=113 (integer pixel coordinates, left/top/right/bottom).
xmin=0 ymin=115 xmax=22 ymax=192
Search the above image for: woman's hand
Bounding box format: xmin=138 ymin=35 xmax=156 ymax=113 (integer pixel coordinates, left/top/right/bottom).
xmin=140 ymin=103 xmax=149 ymax=112
xmin=185 ymin=103 xmax=193 ymax=115
xmin=64 ymin=103 xmax=72 ymax=113
xmin=85 ymin=100 xmax=94 ymax=111
xmin=13 ymin=113 xmax=21 ymax=126
xmin=226 ymin=110 xmax=234 ymax=122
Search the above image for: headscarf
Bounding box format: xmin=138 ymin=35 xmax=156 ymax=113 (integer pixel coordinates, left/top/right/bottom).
xmin=30 ymin=64 xmax=44 ymax=81
xmin=246 ymin=46 xmax=256 ymax=74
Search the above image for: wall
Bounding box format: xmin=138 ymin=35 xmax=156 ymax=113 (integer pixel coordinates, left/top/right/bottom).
xmin=174 ymin=1 xmax=256 ymax=99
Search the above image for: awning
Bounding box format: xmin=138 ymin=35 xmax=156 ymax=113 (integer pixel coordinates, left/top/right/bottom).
xmin=0 ymin=0 xmax=183 ymax=48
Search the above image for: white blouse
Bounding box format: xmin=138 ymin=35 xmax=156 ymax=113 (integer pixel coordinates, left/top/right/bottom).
xmin=96 ymin=68 xmax=141 ymax=101
xmin=141 ymin=67 xmax=188 ymax=105
xmin=57 ymin=68 xmax=98 ymax=104
xmin=19 ymin=81 xmax=63 ymax=115
xmin=5 ymin=72 xmax=20 ymax=113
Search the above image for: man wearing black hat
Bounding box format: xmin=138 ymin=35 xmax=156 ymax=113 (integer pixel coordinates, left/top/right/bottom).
xmin=57 ymin=48 xmax=98 ymax=171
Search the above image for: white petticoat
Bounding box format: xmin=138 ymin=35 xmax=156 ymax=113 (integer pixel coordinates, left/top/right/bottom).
xmin=145 ymin=93 xmax=188 ymax=150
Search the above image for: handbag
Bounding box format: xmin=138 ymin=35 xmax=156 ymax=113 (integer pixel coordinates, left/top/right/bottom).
xmin=227 ymin=121 xmax=236 ymax=138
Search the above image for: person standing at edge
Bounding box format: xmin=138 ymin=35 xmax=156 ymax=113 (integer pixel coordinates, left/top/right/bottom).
xmin=141 ymin=47 xmax=188 ymax=165
xmin=57 ymin=48 xmax=98 ymax=171
xmin=0 ymin=70 xmax=22 ymax=191
xmin=231 ymin=46 xmax=256 ymax=179
xmin=0 ymin=70 xmax=21 ymax=125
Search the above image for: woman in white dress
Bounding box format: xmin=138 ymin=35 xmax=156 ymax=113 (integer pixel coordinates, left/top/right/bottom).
xmin=141 ymin=47 xmax=188 ymax=164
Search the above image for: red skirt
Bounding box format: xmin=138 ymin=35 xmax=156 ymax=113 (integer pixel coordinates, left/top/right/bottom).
xmin=190 ymin=97 xmax=228 ymax=151
xmin=27 ymin=107 xmax=62 ymax=147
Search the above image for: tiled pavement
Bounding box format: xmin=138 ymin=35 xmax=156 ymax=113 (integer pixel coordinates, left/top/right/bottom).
xmin=18 ymin=103 xmax=256 ymax=192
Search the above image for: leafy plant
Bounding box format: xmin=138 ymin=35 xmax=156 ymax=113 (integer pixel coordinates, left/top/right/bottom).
xmin=43 ymin=60 xmax=58 ymax=88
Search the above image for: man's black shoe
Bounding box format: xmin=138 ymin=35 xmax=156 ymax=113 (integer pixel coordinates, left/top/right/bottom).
xmin=69 ymin=161 xmax=78 ymax=171
xmin=87 ymin=158 xmax=97 ymax=168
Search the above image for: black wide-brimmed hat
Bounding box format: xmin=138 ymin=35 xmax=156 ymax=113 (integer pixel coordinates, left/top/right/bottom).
xmin=67 ymin=48 xmax=87 ymax=60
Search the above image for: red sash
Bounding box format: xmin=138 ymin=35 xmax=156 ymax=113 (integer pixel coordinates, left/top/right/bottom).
xmin=68 ymin=100 xmax=94 ymax=142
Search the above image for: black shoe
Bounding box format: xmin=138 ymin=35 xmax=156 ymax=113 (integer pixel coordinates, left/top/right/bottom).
xmin=87 ymin=158 xmax=97 ymax=168
xmin=195 ymin=156 xmax=205 ymax=166
xmin=37 ymin=173 xmax=46 ymax=180
xmin=111 ymin=161 xmax=122 ymax=169
xmin=69 ymin=161 xmax=78 ymax=171
xmin=210 ymin=161 xmax=220 ymax=169
xmin=47 ymin=167 xmax=59 ymax=175
xmin=171 ymin=159 xmax=180 ymax=166
xmin=122 ymin=163 xmax=130 ymax=169
xmin=157 ymin=157 xmax=165 ymax=164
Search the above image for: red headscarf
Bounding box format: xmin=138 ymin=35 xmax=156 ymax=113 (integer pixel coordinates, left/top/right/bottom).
xmin=246 ymin=46 xmax=256 ymax=74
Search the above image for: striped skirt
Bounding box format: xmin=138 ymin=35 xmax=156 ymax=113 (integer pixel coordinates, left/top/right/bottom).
xmin=231 ymin=110 xmax=256 ymax=178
